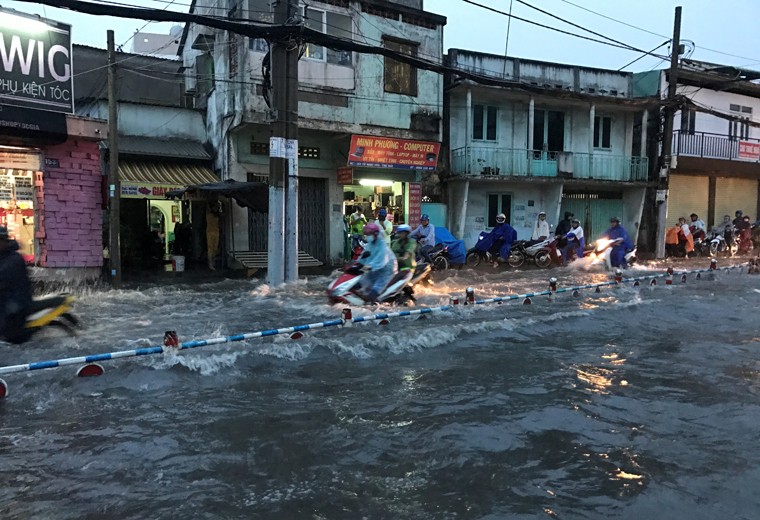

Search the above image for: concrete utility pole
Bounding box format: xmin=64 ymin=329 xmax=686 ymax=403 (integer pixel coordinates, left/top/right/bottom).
xmin=107 ymin=30 xmax=122 ymax=287
xmin=268 ymin=0 xmax=300 ymax=285
xmin=655 ymin=6 xmax=682 ymax=258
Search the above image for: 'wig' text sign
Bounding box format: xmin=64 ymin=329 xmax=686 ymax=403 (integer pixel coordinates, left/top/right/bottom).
xmin=0 ymin=9 xmax=73 ymax=114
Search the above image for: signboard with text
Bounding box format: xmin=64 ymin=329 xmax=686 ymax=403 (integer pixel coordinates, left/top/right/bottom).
xmin=738 ymin=141 xmax=760 ymax=161
xmin=408 ymin=183 xmax=422 ymax=227
xmin=121 ymin=182 xmax=184 ymax=199
xmin=336 ymin=166 xmax=353 ymax=185
xmin=347 ymin=135 xmax=440 ymax=171
xmin=0 ymin=9 xmax=74 ymax=113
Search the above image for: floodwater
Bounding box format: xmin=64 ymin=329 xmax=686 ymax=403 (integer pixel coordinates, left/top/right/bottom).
xmin=2 ymin=261 xmax=760 ymax=519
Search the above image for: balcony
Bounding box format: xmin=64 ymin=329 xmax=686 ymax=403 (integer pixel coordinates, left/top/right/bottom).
xmin=451 ymin=146 xmax=648 ymax=182
xmin=673 ymin=130 xmax=760 ymax=161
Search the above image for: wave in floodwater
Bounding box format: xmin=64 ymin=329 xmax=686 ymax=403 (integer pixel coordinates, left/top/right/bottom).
xmin=2 ymin=264 xmax=760 ymax=520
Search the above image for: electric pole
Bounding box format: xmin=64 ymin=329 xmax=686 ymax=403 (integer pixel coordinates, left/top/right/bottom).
xmin=107 ymin=30 xmax=122 ymax=287
xmin=268 ymin=0 xmax=300 ymax=285
xmin=655 ymin=6 xmax=681 ymax=258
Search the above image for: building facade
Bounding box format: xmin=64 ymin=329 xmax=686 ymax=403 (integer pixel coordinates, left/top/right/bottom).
xmin=635 ymin=60 xmax=760 ymax=236
xmin=444 ymin=50 xmax=653 ymax=247
xmin=179 ymin=0 xmax=445 ymax=266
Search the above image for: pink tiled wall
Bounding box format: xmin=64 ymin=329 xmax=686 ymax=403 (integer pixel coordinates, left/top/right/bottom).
xmin=40 ymin=139 xmax=103 ymax=268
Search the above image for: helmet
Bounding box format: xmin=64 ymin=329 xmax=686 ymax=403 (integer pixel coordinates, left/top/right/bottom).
xmin=378 ymin=208 xmax=387 ymax=218
xmin=362 ymin=223 xmax=381 ymax=236
xmin=736 ymin=210 xmax=743 ymax=217
xmin=564 ymin=211 xmax=573 ymax=219
xmin=0 ymin=226 xmax=7 ymax=239
xmin=690 ymin=213 xmax=698 ymax=218
xmin=538 ymin=211 xmax=546 ymax=217
xmin=397 ymin=224 xmax=411 ymax=233
xmin=571 ymin=219 xmax=580 ymax=225
xmin=421 ymin=213 xmax=430 ymax=221
xmin=610 ymin=216 xmax=621 ymax=223
xmin=495 ymin=213 xmax=506 ymax=224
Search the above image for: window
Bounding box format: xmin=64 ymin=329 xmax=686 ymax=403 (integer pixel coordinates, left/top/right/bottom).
xmin=533 ymin=110 xmax=565 ymax=152
xmin=196 ymin=52 xmax=215 ymax=96
xmin=729 ymin=104 xmax=751 ymax=140
xmin=473 ymin=105 xmax=497 ymax=141
xmin=680 ymin=109 xmax=696 ymax=134
xmin=302 ymin=8 xmax=353 ymax=65
xmin=487 ymin=194 xmax=512 ymax=228
xmin=593 ymin=115 xmax=612 ymax=149
xmin=383 ymin=38 xmax=418 ymax=96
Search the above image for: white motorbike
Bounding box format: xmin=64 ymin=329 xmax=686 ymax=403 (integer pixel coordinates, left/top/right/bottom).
xmin=708 ymin=230 xmax=738 ymax=256
xmin=589 ymin=238 xmax=637 ymax=271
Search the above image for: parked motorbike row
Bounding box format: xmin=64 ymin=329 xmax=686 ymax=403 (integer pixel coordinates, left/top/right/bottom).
xmin=691 ymin=228 xmax=755 ymax=258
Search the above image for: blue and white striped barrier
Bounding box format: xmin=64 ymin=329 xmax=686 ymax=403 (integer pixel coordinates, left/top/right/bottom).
xmin=0 ymin=261 xmax=750 ymax=398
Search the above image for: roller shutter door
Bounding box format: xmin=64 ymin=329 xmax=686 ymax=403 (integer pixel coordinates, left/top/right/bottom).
xmin=715 ymin=177 xmax=758 ymax=226
xmin=666 ymin=175 xmax=709 ymax=227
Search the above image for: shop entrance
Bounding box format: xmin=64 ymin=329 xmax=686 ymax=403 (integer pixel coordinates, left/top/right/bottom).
xmin=0 ymin=168 xmax=36 ymax=263
xmin=343 ymin=180 xmax=408 ymax=225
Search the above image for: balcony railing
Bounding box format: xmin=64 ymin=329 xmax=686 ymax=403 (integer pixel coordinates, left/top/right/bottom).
xmin=673 ymin=130 xmax=760 ymax=160
xmin=451 ymin=147 xmax=648 ymax=182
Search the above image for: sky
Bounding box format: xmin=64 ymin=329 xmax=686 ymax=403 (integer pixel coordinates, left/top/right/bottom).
xmin=3 ymin=0 xmax=760 ymax=73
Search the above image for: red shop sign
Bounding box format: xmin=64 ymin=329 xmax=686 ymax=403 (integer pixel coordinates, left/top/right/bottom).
xmin=347 ymin=135 xmax=440 ymax=171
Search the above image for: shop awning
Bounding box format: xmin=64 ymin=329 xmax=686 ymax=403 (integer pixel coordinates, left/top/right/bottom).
xmin=119 ymin=161 xmax=218 ymax=186
xmin=166 ymin=179 xmax=269 ymax=212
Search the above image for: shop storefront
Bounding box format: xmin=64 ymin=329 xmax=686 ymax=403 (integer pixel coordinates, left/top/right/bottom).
xmin=0 ymin=149 xmax=42 ymax=263
xmin=341 ymin=135 xmax=439 ymax=229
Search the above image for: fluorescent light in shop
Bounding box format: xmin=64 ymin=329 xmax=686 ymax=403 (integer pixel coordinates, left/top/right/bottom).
xmin=358 ymin=179 xmax=393 ymax=187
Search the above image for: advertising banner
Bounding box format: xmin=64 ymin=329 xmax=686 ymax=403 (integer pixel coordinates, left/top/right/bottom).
xmin=336 ymin=166 xmax=353 ymax=185
xmin=0 ymin=9 xmax=74 ymax=113
xmin=408 ymin=183 xmax=422 ymax=226
xmin=348 ymin=135 xmax=440 ymax=171
xmin=121 ymin=182 xmax=184 ymax=199
xmin=738 ymin=140 xmax=760 ymax=161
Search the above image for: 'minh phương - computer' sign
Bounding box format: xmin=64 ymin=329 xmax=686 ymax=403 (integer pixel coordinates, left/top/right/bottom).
xmin=0 ymin=9 xmax=73 ymax=114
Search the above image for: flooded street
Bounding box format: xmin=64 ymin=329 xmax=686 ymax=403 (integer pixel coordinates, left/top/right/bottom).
xmin=2 ymin=263 xmax=760 ymax=519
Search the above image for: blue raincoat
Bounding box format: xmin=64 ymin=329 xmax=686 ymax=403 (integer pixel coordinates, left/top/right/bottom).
xmin=601 ymin=224 xmax=633 ymax=268
xmin=475 ymin=223 xmax=517 ymax=259
xmin=360 ymin=237 xmax=397 ymax=300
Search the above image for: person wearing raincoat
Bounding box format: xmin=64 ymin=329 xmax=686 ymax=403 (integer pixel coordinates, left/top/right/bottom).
xmin=391 ymin=224 xmax=417 ymax=272
xmin=359 ymin=222 xmax=397 ymax=302
xmin=475 ymin=213 xmax=517 ymax=263
xmin=601 ymin=216 xmax=633 ymax=268
xmin=561 ymin=218 xmax=584 ymax=265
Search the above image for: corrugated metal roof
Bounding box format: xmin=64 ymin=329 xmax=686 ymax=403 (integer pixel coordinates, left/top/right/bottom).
xmin=104 ymin=136 xmax=211 ymax=160
xmin=119 ymin=161 xmax=219 ymax=186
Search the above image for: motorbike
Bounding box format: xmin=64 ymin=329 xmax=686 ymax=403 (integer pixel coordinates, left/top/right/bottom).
xmin=708 ymin=230 xmax=738 ymax=256
xmin=692 ymin=235 xmax=712 ymax=257
xmin=426 ymin=243 xmax=450 ymax=271
xmin=589 ymin=238 xmax=637 ymax=271
xmin=327 ymin=261 xmax=432 ymax=306
xmin=2 ymin=295 xmax=80 ymax=344
xmin=466 ymin=231 xmax=523 ymax=268
xmin=507 ymin=237 xmax=560 ymax=269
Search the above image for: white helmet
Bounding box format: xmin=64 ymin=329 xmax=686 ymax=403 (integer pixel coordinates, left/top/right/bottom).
xmin=495 ymin=213 xmax=506 ymax=224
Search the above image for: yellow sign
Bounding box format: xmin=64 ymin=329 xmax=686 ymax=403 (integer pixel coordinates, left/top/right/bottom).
xmin=121 ymin=183 xmax=183 ymax=199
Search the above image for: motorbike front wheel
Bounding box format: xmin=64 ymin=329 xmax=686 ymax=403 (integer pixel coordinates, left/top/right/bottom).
xmin=432 ymin=255 xmax=450 ymax=271
xmin=465 ymin=251 xmax=482 ymax=268
xmin=709 ymin=242 xmax=719 ymax=256
xmin=507 ymin=251 xmax=525 ymax=268
xmin=534 ymin=251 xmax=552 ymax=269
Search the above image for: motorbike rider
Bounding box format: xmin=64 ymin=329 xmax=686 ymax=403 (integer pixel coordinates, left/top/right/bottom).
xmin=561 ymin=218 xmax=584 ymax=265
xmin=374 ymin=208 xmax=393 ymax=246
xmin=736 ymin=215 xmax=753 ymax=253
xmin=410 ymin=214 xmax=436 ymax=264
xmin=391 ymin=224 xmax=416 ymax=272
xmin=476 ymin=213 xmax=517 ymax=266
xmin=601 ymin=217 xmax=633 ymax=269
xmin=733 ymin=210 xmax=744 ymax=228
xmin=688 ymin=213 xmax=706 ymax=240
xmin=358 ymin=223 xmax=397 ymax=303
xmin=555 ymin=211 xmax=574 ymax=248
xmin=0 ymin=226 xmax=32 ymax=344
xmin=531 ymin=211 xmax=550 ymax=241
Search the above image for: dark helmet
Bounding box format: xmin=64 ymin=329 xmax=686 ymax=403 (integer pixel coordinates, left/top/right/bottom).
xmin=421 ymin=213 xmax=430 ymax=222
xmin=564 ymin=211 xmax=573 ymax=219
xmin=362 ymin=222 xmax=381 ymax=237
xmin=378 ymin=208 xmax=387 ymax=218
xmin=0 ymin=226 xmax=7 ymax=239
xmin=736 ymin=210 xmax=743 ymax=217
xmin=690 ymin=213 xmax=698 ymax=218
xmin=610 ymin=216 xmax=621 ymax=223
xmin=496 ymin=213 xmax=506 ymax=224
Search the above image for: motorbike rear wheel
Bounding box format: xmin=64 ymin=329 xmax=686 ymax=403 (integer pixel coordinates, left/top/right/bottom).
xmin=534 ymin=251 xmax=552 ymax=269
xmin=432 ymin=255 xmax=450 ymax=271
xmin=465 ymin=251 xmax=481 ymax=268
xmin=507 ymin=251 xmax=525 ymax=268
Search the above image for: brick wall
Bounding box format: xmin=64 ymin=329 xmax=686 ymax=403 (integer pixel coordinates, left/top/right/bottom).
xmin=41 ymin=139 xmax=103 ymax=268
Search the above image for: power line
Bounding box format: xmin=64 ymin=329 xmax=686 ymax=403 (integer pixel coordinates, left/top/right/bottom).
xmin=558 ymin=0 xmax=760 ymax=65
xmin=459 ymin=0 xmax=668 ymax=59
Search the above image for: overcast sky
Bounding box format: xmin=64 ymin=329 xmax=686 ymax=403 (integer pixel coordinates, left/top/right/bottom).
xmin=4 ymin=0 xmax=760 ymax=72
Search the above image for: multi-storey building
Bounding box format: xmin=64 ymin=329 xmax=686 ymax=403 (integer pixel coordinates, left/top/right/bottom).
xmin=179 ymin=0 xmax=446 ymax=266
xmin=635 ymin=60 xmax=760 ymax=234
xmin=444 ymin=50 xmax=653 ymax=246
